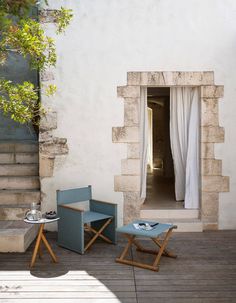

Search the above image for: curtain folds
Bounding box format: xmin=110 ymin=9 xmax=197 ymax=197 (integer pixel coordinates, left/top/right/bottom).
xmin=170 ymin=87 xmax=199 ymax=209
xmin=140 ymin=87 xmax=148 ymax=199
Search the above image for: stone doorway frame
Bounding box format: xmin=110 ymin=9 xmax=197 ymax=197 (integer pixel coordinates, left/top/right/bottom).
xmin=112 ymin=71 xmax=229 ymax=230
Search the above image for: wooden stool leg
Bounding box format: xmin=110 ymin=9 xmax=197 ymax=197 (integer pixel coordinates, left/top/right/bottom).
xmin=41 ymin=232 xmax=58 ymax=263
xmin=116 ymin=234 xmax=135 ymax=261
xmin=152 ymin=228 xmax=175 ymax=268
xmin=84 ymin=218 xmax=112 ymax=251
xmin=152 ymin=238 xmax=177 ymax=258
xmin=116 ymin=235 xmax=159 ymax=271
xmin=30 ymin=224 xmax=44 ymax=268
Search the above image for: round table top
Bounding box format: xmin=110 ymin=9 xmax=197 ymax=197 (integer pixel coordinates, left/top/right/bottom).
xmin=24 ymin=217 xmax=60 ymax=224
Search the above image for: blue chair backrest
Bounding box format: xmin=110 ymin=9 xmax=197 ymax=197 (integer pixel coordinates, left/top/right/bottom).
xmin=57 ymin=186 xmax=92 ymax=205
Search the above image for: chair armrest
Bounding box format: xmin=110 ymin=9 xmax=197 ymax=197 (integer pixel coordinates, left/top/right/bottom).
xmin=90 ymin=199 xmax=117 ymax=217
xmin=59 ymin=204 xmax=84 ymax=212
xmin=90 ymin=199 xmax=115 ymax=205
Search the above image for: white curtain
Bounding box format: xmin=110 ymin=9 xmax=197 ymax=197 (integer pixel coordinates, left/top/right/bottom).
xmin=140 ymin=87 xmax=148 ymax=199
xmin=147 ymin=107 xmax=153 ymax=171
xmin=170 ymin=87 xmax=199 ymax=209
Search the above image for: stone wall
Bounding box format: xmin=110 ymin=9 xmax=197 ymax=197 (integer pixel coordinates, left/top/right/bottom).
xmin=39 ymin=10 xmax=69 ymax=211
xmin=113 ymin=71 xmax=229 ymax=229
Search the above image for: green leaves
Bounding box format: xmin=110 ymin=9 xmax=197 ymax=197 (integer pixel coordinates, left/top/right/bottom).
xmin=0 ymin=79 xmax=40 ymax=124
xmin=54 ymin=7 xmax=73 ymax=34
xmin=0 ymin=1 xmax=73 ymax=125
xmin=0 ymin=18 xmax=57 ymax=69
xmin=44 ymin=84 xmax=57 ymax=96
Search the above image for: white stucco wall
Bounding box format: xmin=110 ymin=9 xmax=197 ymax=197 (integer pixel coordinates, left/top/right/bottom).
xmin=42 ymin=0 xmax=236 ymax=229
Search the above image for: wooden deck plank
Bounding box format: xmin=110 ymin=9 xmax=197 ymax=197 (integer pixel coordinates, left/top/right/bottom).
xmin=0 ymin=231 xmax=236 ymax=302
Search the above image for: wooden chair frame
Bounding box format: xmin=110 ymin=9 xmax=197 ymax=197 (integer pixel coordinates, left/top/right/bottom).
xmin=84 ymin=218 xmax=113 ymax=251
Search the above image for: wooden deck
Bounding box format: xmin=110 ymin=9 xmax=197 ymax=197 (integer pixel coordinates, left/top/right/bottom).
xmin=0 ymin=230 xmax=236 ymax=303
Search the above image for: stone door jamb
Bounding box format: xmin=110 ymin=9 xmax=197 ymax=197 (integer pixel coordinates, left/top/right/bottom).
xmin=112 ymin=71 xmax=229 ymax=230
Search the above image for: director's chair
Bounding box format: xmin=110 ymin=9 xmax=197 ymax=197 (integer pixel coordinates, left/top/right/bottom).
xmin=57 ymin=186 xmax=117 ymax=254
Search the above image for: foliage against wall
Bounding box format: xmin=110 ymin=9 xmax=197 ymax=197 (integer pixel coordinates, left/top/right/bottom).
xmin=0 ymin=0 xmax=73 ymax=124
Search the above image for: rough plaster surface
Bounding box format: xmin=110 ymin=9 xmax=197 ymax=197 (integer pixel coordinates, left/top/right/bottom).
xmin=41 ymin=0 xmax=236 ymax=229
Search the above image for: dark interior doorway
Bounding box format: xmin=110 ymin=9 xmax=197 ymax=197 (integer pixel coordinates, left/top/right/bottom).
xmin=143 ymin=87 xmax=183 ymax=209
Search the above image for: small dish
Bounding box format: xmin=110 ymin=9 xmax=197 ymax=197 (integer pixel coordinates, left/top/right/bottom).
xmin=45 ymin=211 xmax=57 ymax=219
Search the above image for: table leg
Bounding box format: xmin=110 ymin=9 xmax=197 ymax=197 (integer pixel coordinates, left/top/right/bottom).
xmin=41 ymin=232 xmax=58 ymax=263
xmin=38 ymin=241 xmax=43 ymax=259
xmin=30 ymin=224 xmax=44 ymax=268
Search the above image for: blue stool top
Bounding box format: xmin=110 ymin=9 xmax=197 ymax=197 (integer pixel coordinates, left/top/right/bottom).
xmin=116 ymin=220 xmax=176 ymax=238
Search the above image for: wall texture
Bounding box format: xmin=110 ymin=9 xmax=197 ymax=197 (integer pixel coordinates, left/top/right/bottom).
xmin=41 ymin=0 xmax=236 ymax=229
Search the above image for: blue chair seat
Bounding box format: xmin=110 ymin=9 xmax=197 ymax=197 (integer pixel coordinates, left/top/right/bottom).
xmin=84 ymin=211 xmax=112 ymax=224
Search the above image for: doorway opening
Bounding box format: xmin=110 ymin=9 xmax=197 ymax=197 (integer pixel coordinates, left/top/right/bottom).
xmin=143 ymin=87 xmax=183 ymax=210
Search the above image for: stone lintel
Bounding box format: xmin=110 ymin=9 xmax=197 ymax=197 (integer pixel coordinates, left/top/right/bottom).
xmin=121 ymin=159 xmax=140 ymax=175
xmin=201 ymin=126 xmax=224 ymax=143
xmin=127 ymin=71 xmax=214 ymax=86
xmin=127 ymin=73 xmax=141 ymax=86
xmin=202 ymin=176 xmax=229 ymax=192
xmin=201 ymin=86 xmax=224 ymax=98
xmin=114 ymin=175 xmax=140 ymax=192
xmin=117 ymin=86 xmax=140 ymax=98
xmin=112 ymin=127 xmax=139 ymax=143
xmin=202 ymin=159 xmax=222 ymax=176
xmin=201 ymin=143 xmax=215 ymax=159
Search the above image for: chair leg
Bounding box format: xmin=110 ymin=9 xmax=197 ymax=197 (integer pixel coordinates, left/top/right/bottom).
xmin=84 ymin=218 xmax=112 ymax=251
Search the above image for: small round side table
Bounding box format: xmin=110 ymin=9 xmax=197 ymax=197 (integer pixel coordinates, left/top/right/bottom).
xmin=24 ymin=217 xmax=60 ymax=268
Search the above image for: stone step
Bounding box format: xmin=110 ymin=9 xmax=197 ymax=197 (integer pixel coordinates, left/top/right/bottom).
xmin=0 ymin=152 xmax=39 ymax=164
xmin=0 ymin=220 xmax=38 ymax=252
xmin=141 ymin=218 xmax=203 ymax=232
xmin=0 ymin=190 xmax=40 ymax=205
xmin=0 ymin=176 xmax=40 ymax=190
xmin=0 ymin=205 xmax=30 ymax=220
xmin=140 ymin=208 xmax=199 ymax=219
xmin=0 ymin=164 xmax=38 ymax=176
xmin=0 ymin=141 xmax=38 ymax=153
